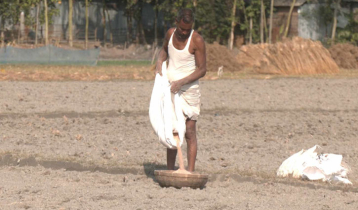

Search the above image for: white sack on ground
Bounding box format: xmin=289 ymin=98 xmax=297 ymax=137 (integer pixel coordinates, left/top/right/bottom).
xmin=149 ymin=64 xmax=185 ymax=149
xmin=277 ymin=145 xmax=352 ymax=185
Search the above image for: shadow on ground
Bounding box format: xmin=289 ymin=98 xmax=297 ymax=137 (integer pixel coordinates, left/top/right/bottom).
xmin=143 ymin=162 xmax=169 ymax=180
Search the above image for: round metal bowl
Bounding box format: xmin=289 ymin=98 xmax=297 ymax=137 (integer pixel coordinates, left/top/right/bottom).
xmin=154 ymin=170 xmax=209 ymax=189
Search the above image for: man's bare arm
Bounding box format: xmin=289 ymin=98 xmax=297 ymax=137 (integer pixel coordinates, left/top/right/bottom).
xmin=170 ymin=33 xmax=206 ymax=93
xmin=155 ymin=28 xmax=174 ymax=75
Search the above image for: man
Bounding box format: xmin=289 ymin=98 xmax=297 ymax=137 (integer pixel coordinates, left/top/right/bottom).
xmin=155 ymin=8 xmax=206 ymax=172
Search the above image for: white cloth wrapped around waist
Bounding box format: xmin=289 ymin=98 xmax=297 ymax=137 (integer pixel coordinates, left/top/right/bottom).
xmin=167 ymin=68 xmax=201 ymax=121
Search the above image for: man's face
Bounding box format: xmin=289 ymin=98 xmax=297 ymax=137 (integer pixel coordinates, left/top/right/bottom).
xmin=175 ymin=20 xmax=193 ymax=40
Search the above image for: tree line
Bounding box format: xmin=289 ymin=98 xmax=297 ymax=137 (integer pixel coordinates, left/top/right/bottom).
xmin=0 ymin=0 xmax=347 ymax=49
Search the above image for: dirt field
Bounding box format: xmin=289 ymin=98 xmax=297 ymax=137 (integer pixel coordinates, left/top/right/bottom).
xmin=1 ymin=77 xmax=358 ymax=209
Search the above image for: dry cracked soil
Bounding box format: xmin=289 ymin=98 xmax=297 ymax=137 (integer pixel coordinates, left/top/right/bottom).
xmin=0 ymin=78 xmax=358 ymax=209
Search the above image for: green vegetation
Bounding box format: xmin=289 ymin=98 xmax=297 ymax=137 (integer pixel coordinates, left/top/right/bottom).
xmin=1 ymin=0 xmax=357 ymax=47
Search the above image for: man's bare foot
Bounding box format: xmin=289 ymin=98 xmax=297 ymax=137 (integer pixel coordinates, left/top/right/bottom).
xmin=173 ymin=169 xmax=192 ymax=174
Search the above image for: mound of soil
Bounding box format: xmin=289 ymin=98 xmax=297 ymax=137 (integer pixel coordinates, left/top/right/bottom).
xmin=237 ymin=37 xmax=339 ymax=75
xmin=237 ymin=44 xmax=268 ymax=68
xmin=329 ymin=43 xmax=358 ymax=69
xmin=206 ymin=42 xmax=242 ymax=72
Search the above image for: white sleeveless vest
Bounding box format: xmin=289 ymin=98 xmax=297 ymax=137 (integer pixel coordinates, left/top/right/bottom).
xmin=167 ymin=29 xmax=196 ymax=82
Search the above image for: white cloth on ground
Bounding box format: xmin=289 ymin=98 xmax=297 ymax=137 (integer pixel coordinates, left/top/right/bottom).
xmin=277 ymin=145 xmax=352 ymax=185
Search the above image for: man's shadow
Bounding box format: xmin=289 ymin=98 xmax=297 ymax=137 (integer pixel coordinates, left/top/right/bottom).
xmin=143 ymin=162 xmax=178 ymax=182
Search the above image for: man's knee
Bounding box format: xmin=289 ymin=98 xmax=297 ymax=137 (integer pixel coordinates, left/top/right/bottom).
xmin=185 ymin=127 xmax=196 ymax=142
xmin=185 ymin=128 xmax=195 ymax=137
xmin=185 ymin=120 xmax=197 ymax=142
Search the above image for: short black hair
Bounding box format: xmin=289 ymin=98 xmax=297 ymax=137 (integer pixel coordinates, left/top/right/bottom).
xmin=176 ymin=8 xmax=194 ymax=24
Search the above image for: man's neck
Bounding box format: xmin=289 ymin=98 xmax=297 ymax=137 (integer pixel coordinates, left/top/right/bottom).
xmin=175 ymin=30 xmax=191 ymax=42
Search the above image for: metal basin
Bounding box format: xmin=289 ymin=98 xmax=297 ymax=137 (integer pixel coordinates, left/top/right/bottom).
xmin=154 ymin=170 xmax=209 ymax=189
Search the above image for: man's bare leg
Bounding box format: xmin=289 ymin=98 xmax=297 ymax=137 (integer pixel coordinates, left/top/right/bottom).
xmin=167 ymin=120 xmax=197 ymax=172
xmin=167 ymin=148 xmax=177 ymax=170
xmin=172 ymin=134 xmax=191 ymax=174
xmin=186 ymin=120 xmax=197 ymax=172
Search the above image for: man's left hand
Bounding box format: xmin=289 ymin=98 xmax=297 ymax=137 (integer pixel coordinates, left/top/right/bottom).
xmin=170 ymin=80 xmax=183 ymax=94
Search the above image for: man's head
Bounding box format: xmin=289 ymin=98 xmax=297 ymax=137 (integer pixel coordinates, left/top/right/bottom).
xmin=175 ymin=9 xmax=194 ymax=40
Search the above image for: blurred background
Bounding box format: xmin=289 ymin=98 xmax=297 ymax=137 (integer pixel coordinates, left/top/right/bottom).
xmin=2 ymin=0 xmax=356 ymax=50
xmin=1 ymin=0 xmax=358 ymax=74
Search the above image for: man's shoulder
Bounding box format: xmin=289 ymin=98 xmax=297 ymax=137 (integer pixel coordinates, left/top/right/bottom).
xmin=192 ymin=31 xmax=205 ymax=49
xmin=192 ymin=31 xmax=204 ymax=44
xmin=166 ymin=28 xmax=176 ymax=38
xmin=168 ymin=27 xmax=176 ymax=33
